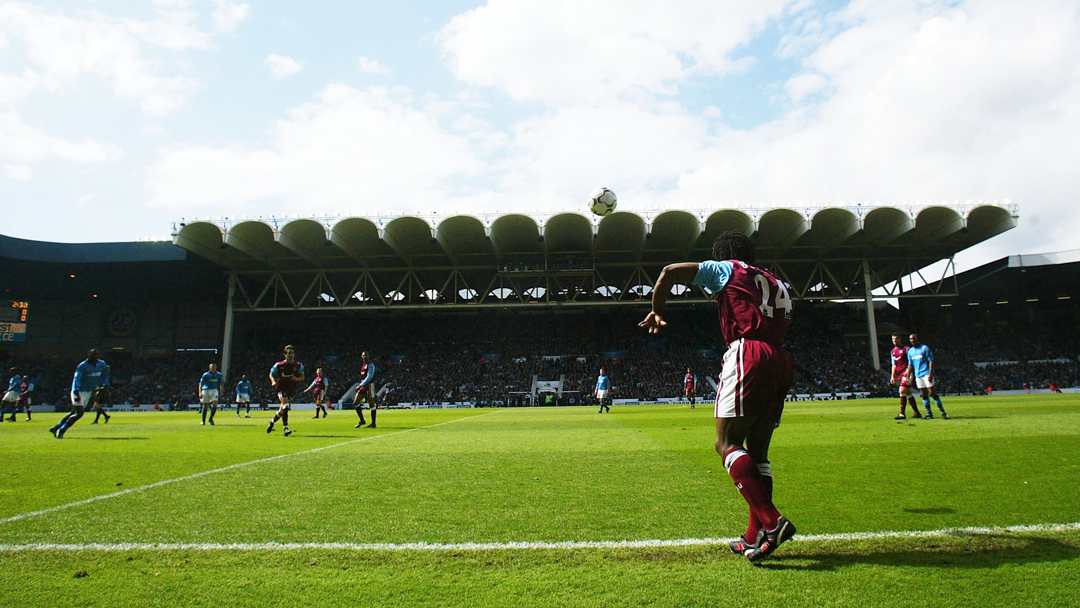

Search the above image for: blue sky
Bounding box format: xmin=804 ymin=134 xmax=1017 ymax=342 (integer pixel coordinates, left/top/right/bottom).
xmin=1 ymin=0 xmax=1079 ymax=274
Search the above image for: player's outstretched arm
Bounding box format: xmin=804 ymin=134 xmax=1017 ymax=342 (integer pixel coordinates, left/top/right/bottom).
xmin=640 ymin=262 xmax=699 ymax=334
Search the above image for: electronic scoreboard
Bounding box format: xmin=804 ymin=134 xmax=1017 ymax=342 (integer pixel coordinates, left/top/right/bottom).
xmin=0 ymin=301 xmax=29 ymax=343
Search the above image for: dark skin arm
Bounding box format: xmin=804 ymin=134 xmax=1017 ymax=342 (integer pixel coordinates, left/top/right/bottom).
xmin=638 ymin=262 xmax=700 ymax=334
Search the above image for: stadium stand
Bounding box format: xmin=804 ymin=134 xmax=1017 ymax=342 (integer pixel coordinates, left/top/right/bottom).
xmin=8 ymin=205 xmax=1077 ymax=409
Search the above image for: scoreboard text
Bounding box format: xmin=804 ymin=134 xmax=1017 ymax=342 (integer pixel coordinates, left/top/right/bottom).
xmin=0 ymin=301 xmax=29 ymax=343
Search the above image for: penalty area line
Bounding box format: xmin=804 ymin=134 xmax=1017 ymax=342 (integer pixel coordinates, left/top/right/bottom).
xmin=0 ymin=409 xmax=503 ymax=527
xmin=1 ymin=522 xmax=1078 ymax=553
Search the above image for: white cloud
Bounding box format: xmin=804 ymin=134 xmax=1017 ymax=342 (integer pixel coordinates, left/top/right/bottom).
xmin=211 ymin=0 xmax=250 ymax=33
xmin=265 ymin=54 xmax=303 ymax=79
xmin=437 ymin=0 xmax=792 ymax=104
xmin=0 ymin=112 xmax=123 ymax=163
xmin=784 ymin=72 xmax=826 ymax=102
xmin=3 ymin=163 xmax=32 ymax=180
xmin=0 ymin=68 xmax=42 ymax=104
xmin=672 ymin=0 xmax=1080 ymax=261
xmin=358 ymin=55 xmax=392 ymax=75
xmin=497 ymin=103 xmax=709 ymax=199
xmin=146 ymin=84 xmax=484 ymax=209
xmin=0 ymin=2 xmax=207 ymax=116
xmin=76 ymin=194 xmax=100 ymax=206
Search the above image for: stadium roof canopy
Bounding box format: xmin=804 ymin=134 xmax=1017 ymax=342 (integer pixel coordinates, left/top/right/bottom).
xmin=907 ymin=248 xmax=1080 ymax=305
xmin=172 ymin=201 xmax=1017 ymax=311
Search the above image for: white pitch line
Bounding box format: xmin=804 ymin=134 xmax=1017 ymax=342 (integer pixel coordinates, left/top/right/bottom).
xmin=0 ymin=410 xmax=503 ymax=527
xmin=0 ymin=522 xmax=1077 ymax=553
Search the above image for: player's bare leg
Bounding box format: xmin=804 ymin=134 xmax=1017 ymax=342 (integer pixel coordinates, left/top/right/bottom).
xmin=267 ymin=398 xmax=292 ymax=436
xmin=52 ymin=405 xmax=85 ymax=438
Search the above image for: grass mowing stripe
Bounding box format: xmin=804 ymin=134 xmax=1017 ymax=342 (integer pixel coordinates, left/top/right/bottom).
xmin=0 ymin=409 xmax=502 ymax=527
xmin=0 ymin=521 xmax=1076 ymax=552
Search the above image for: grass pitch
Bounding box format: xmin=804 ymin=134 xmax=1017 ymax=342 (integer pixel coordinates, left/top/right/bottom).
xmin=1 ymin=395 xmax=1078 ymax=607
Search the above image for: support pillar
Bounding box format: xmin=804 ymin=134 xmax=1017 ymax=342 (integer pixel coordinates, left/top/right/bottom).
xmin=221 ymin=273 xmax=237 ymax=382
xmin=863 ymin=260 xmax=881 ymax=371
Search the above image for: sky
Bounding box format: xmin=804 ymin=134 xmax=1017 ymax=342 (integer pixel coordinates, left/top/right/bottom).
xmin=1 ymin=0 xmax=1079 ymax=274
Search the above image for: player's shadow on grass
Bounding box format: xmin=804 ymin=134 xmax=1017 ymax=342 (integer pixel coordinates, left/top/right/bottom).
xmin=84 ymin=437 xmax=150 ymax=440
xmin=759 ymin=534 xmax=1078 ymax=571
xmin=292 ymin=435 xmax=360 ymax=439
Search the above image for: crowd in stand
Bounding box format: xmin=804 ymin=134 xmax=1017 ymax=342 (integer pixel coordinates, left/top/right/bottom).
xmin=3 ymin=304 xmax=1077 ymax=408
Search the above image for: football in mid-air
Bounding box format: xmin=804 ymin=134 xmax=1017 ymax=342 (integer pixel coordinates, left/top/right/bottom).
xmin=588 ymin=187 xmax=617 ymax=217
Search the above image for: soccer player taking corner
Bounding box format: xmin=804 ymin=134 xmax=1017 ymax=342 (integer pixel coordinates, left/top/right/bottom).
xmin=639 ymin=231 xmax=796 ymax=563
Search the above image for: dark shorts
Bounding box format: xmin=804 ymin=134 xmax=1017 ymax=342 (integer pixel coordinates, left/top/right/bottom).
xmin=276 ymin=381 xmax=297 ymax=402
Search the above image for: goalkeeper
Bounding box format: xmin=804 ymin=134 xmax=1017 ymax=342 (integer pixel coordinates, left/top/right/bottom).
xmin=50 ymin=349 xmax=110 ymax=439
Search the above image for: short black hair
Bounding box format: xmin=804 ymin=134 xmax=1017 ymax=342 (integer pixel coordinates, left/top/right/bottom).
xmin=8 ymin=367 xmax=16 ymax=376
xmin=87 ymin=348 xmax=99 ymax=358
xmin=892 ymin=333 xmax=901 ymax=339
xmin=712 ymin=231 xmax=756 ymax=263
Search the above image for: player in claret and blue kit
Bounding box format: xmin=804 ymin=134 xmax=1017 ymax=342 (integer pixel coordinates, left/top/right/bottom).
xmin=305 ymin=368 xmax=330 ymax=419
xmin=352 ymin=352 xmax=377 ymax=428
xmin=267 ymin=345 xmax=304 ymax=436
xmin=684 ymin=369 xmax=697 ymax=409
xmin=641 ymin=231 xmax=795 ymax=563
xmin=908 ymin=334 xmax=947 ymax=419
xmin=890 ymin=334 xmax=921 ymax=420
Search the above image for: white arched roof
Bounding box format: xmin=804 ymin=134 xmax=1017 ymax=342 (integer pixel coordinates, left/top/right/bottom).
xmin=173 ymin=202 xmax=1018 ymax=302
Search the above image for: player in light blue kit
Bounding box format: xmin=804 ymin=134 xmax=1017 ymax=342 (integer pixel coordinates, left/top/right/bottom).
xmin=907 ymin=334 xmax=948 ymax=419
xmin=2 ymin=367 xmax=22 ymax=422
xmin=235 ymin=374 xmax=252 ymax=418
xmin=199 ymin=363 xmax=224 ymax=425
xmin=51 ymin=349 xmax=110 ymax=438
xmin=594 ymin=368 xmax=611 ymax=413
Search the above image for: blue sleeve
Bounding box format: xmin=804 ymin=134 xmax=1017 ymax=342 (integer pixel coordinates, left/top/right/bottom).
xmin=269 ymin=363 xmax=279 ymax=378
xmin=906 ymin=350 xmax=914 ymax=364
xmin=692 ymin=260 xmax=735 ymax=293
xmin=926 ymin=348 xmax=934 ymax=362
xmin=362 ymin=365 xmax=374 ymax=386
xmin=72 ymin=364 xmax=82 ymax=392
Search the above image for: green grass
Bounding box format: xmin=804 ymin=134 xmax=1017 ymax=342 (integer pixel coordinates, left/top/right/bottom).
xmin=1 ymin=395 xmax=1078 ymax=607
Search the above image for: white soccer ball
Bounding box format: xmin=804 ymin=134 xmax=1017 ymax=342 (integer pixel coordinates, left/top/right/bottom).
xmin=588 ymin=187 xmax=617 ymax=217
